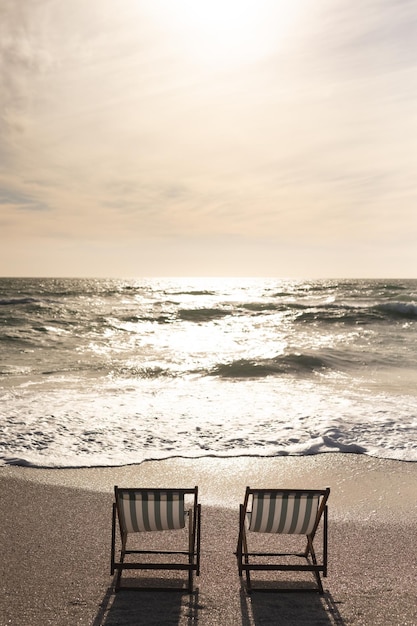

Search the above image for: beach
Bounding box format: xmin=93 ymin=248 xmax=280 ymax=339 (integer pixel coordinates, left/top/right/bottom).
xmin=1 ymin=454 xmax=416 ymax=625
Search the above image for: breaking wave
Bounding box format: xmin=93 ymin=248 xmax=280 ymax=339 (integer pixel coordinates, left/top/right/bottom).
xmin=209 ymin=354 xmax=329 ymax=378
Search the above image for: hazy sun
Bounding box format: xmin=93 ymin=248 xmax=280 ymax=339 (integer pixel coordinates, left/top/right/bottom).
xmin=152 ymin=0 xmax=305 ymax=69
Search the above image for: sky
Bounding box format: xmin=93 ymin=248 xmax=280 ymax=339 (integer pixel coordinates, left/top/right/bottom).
xmin=0 ymin=0 xmax=416 ymax=278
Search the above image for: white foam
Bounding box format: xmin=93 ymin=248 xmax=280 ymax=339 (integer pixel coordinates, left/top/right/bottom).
xmin=1 ymin=373 xmax=416 ymax=468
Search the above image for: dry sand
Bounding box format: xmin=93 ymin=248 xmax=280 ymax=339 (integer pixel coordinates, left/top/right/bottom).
xmin=0 ymin=454 xmax=416 ymax=625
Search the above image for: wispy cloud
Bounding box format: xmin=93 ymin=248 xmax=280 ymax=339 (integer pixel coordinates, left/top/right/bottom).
xmin=0 ymin=0 xmax=416 ymax=276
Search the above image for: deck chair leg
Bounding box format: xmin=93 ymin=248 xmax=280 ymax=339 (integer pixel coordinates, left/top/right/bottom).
xmin=313 ymin=567 xmax=324 ymax=594
xmin=115 ymin=568 xmax=122 ymax=592
xmin=245 ymin=570 xmax=252 ymax=594
xmin=114 ymin=534 xmax=127 ymax=592
xmin=305 ymin=537 xmax=325 ymax=594
xmin=241 ymin=526 xmax=252 ymax=593
xmin=307 ymin=537 xmax=316 ymax=564
xmin=305 ymin=535 xmax=326 ymax=594
xmin=323 ymin=505 xmax=328 ymax=577
xmin=236 ymin=504 xmax=252 ymax=593
xmin=196 ymin=502 xmax=201 ymax=577
xmin=188 ymin=508 xmax=194 ymax=592
xmin=111 ymin=503 xmax=116 ymax=575
xmin=237 ymin=504 xmax=246 ymax=577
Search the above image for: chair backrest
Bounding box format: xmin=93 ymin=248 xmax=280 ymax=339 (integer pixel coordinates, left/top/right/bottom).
xmin=115 ymin=488 xmax=188 ymax=533
xmin=248 ymin=489 xmax=327 ymax=535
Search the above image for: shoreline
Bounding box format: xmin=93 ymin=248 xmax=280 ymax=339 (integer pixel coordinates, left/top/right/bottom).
xmin=1 ymin=454 xmax=417 ymax=625
xmin=2 ymin=452 xmax=417 ymax=519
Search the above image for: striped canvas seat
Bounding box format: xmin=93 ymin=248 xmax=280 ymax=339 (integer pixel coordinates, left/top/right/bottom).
xmin=249 ymin=492 xmax=319 ymax=535
xmin=117 ymin=490 xmax=186 ymax=533
xmin=111 ymin=486 xmax=201 ymax=592
xmin=237 ymin=487 xmax=330 ymax=594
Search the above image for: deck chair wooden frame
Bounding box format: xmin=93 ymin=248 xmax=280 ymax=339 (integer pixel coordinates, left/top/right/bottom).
xmin=236 ymin=487 xmax=330 ymax=594
xmin=111 ymin=486 xmax=201 ymax=592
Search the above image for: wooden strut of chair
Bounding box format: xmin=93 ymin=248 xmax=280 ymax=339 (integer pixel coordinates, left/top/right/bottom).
xmin=111 ymin=486 xmax=201 ymax=592
xmin=236 ymin=487 xmax=330 ymax=594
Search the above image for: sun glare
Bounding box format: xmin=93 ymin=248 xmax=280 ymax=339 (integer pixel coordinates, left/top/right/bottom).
xmin=151 ymin=0 xmax=305 ymax=69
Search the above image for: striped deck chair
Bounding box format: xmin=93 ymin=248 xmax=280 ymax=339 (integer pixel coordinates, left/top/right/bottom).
xmin=111 ymin=486 xmax=201 ymax=592
xmin=236 ymin=487 xmax=330 ymax=594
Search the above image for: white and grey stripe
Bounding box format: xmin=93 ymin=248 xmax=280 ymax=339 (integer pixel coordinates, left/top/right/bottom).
xmin=249 ymin=492 xmax=319 ymax=535
xmin=118 ymin=490 xmax=186 ymax=532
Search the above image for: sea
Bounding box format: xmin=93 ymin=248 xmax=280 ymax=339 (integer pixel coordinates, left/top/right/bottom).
xmin=0 ymin=277 xmax=416 ymax=468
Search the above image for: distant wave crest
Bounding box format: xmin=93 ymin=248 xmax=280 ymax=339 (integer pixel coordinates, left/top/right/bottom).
xmin=178 ymin=307 xmax=231 ymax=322
xmin=376 ymin=302 xmax=417 ymax=319
xmin=0 ymin=297 xmax=39 ymax=306
xmin=171 ymin=290 xmax=216 ymax=296
xmin=295 ymin=301 xmax=417 ymax=324
xmin=240 ymin=302 xmax=281 ymax=313
xmin=209 ymin=353 xmax=328 ymax=378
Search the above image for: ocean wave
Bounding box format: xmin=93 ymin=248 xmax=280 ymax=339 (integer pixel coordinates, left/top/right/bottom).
xmin=240 ymin=302 xmax=281 ymax=312
xmin=0 ymin=297 xmax=39 ymax=306
xmin=0 ymin=332 xmax=29 ymax=343
xmin=178 ymin=307 xmax=232 ymax=322
xmin=118 ymin=313 xmax=173 ymax=325
xmin=1 ymin=277 xmax=416 ymax=469
xmin=295 ymin=306 xmax=370 ymax=325
xmin=376 ymin=302 xmax=417 ymax=319
xmin=208 ymin=353 xmax=328 ymax=378
xmin=295 ymin=302 xmax=417 ymax=324
xmin=170 ymin=290 xmax=216 ymax=296
xmin=172 ymin=299 xmax=417 ymax=325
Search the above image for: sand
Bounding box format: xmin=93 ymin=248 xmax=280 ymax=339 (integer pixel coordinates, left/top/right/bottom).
xmin=0 ymin=454 xmax=416 ymax=625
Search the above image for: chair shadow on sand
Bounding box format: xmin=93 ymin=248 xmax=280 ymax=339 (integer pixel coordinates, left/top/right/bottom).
xmin=93 ymin=580 xmax=345 ymax=626
xmin=92 ymin=578 xmax=200 ymax=626
xmin=240 ymin=583 xmax=346 ymax=626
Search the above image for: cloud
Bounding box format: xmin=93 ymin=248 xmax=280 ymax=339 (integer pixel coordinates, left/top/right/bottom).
xmin=0 ymin=0 xmax=416 ymax=277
